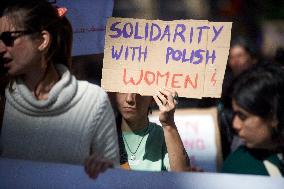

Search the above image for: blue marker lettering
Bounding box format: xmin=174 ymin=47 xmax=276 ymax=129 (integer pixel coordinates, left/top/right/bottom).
xmin=173 ymin=24 xmax=186 ymax=43
xmin=197 ymin=26 xmax=210 ymax=43
xmin=112 ymin=45 xmax=123 ymax=60
xmin=134 ymin=22 xmax=143 ymax=39
xmin=212 ymin=25 xmax=224 ymax=42
xmin=160 ymin=25 xmax=171 ymax=42
xmin=122 ymin=23 xmax=133 ymax=38
xmin=206 ymin=50 xmax=216 ymax=64
xmin=109 ymin=22 xmax=122 ymax=38
xmin=150 ymin=23 xmax=161 ymax=41
xmin=193 ymin=49 xmax=205 ymax=64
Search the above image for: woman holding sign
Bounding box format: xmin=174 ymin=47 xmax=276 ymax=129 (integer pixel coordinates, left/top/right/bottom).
xmin=222 ymin=63 xmax=284 ymax=176
xmin=85 ymin=89 xmax=191 ymax=178
xmin=0 ymin=0 xmax=119 ymax=165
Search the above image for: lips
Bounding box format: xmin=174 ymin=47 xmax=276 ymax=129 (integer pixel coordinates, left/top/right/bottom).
xmin=123 ymin=107 xmax=137 ymax=112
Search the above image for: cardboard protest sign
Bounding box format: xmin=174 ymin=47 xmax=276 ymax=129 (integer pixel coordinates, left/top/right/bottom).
xmin=102 ymin=17 xmax=232 ymax=98
xmin=55 ymin=0 xmax=114 ymax=56
xmin=149 ymin=107 xmax=222 ymax=172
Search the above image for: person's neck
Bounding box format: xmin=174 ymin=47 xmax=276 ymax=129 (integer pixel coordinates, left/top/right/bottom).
xmin=22 ymin=63 xmax=60 ymax=100
xmin=121 ymin=117 xmax=149 ymax=132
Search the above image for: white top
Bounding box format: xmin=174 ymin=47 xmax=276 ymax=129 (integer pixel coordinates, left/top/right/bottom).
xmin=1 ymin=64 xmax=119 ymax=165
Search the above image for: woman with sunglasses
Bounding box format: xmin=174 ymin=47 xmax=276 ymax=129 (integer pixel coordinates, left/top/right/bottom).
xmin=0 ymin=0 xmax=119 ymax=165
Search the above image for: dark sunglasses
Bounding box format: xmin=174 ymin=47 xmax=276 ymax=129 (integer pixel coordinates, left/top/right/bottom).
xmin=0 ymin=30 xmax=35 ymax=47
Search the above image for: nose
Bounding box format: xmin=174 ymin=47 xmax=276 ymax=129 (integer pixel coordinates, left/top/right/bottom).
xmin=232 ymin=114 xmax=242 ymax=133
xmin=125 ymin=93 xmax=136 ymax=105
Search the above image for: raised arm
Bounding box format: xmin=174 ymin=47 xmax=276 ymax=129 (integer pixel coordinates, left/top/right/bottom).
xmin=153 ymin=89 xmax=191 ymax=172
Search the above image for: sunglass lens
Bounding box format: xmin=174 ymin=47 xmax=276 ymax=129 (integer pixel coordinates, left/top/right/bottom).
xmin=0 ymin=32 xmax=14 ymax=46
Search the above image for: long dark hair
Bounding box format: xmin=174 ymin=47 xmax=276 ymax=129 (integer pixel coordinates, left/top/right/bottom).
xmin=115 ymin=113 xmax=129 ymax=165
xmin=232 ymin=63 xmax=284 ymax=154
xmin=0 ymin=58 xmax=9 ymax=130
xmin=0 ymin=76 xmax=8 ymax=130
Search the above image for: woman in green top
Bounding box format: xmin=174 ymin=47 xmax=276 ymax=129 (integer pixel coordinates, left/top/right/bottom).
xmin=222 ymin=63 xmax=284 ymax=176
xmin=85 ymin=89 xmax=191 ymax=178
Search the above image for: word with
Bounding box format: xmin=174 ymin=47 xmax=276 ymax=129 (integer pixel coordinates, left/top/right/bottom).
xmin=109 ymin=21 xmax=224 ymax=44
xmin=123 ymin=68 xmax=199 ymax=89
xmin=112 ymin=45 xmax=148 ymax=62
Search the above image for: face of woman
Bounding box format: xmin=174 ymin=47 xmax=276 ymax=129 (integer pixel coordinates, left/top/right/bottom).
xmin=0 ymin=15 xmax=42 ymax=76
xmin=232 ymin=100 xmax=276 ymax=149
xmin=229 ymin=45 xmax=253 ymax=76
xmin=116 ymin=93 xmax=152 ymax=123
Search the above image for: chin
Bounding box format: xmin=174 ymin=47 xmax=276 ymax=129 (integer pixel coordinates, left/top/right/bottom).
xmin=7 ymin=70 xmax=16 ymax=76
xmin=245 ymin=143 xmax=254 ymax=149
xmin=7 ymin=69 xmax=23 ymax=77
xmin=7 ymin=68 xmax=17 ymax=76
xmin=245 ymin=143 xmax=265 ymax=150
xmin=124 ymin=116 xmax=138 ymax=123
xmin=121 ymin=113 xmax=137 ymax=121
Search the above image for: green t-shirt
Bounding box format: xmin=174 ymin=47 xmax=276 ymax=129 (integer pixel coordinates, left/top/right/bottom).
xmin=222 ymin=145 xmax=284 ymax=176
xmin=122 ymin=122 xmax=170 ymax=171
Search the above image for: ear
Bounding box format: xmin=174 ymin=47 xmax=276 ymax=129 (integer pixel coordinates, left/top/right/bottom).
xmin=38 ymin=30 xmax=51 ymax=52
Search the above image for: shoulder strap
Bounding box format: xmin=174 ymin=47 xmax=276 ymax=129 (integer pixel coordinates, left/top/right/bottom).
xmin=263 ymin=160 xmax=282 ymax=177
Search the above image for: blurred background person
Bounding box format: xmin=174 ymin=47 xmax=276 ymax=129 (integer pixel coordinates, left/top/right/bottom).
xmin=222 ymin=36 xmax=258 ymax=97
xmin=228 ymin=36 xmax=258 ymax=75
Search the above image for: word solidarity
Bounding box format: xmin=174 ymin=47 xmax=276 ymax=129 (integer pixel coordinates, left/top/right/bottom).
xmin=109 ymin=22 xmax=223 ymax=44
